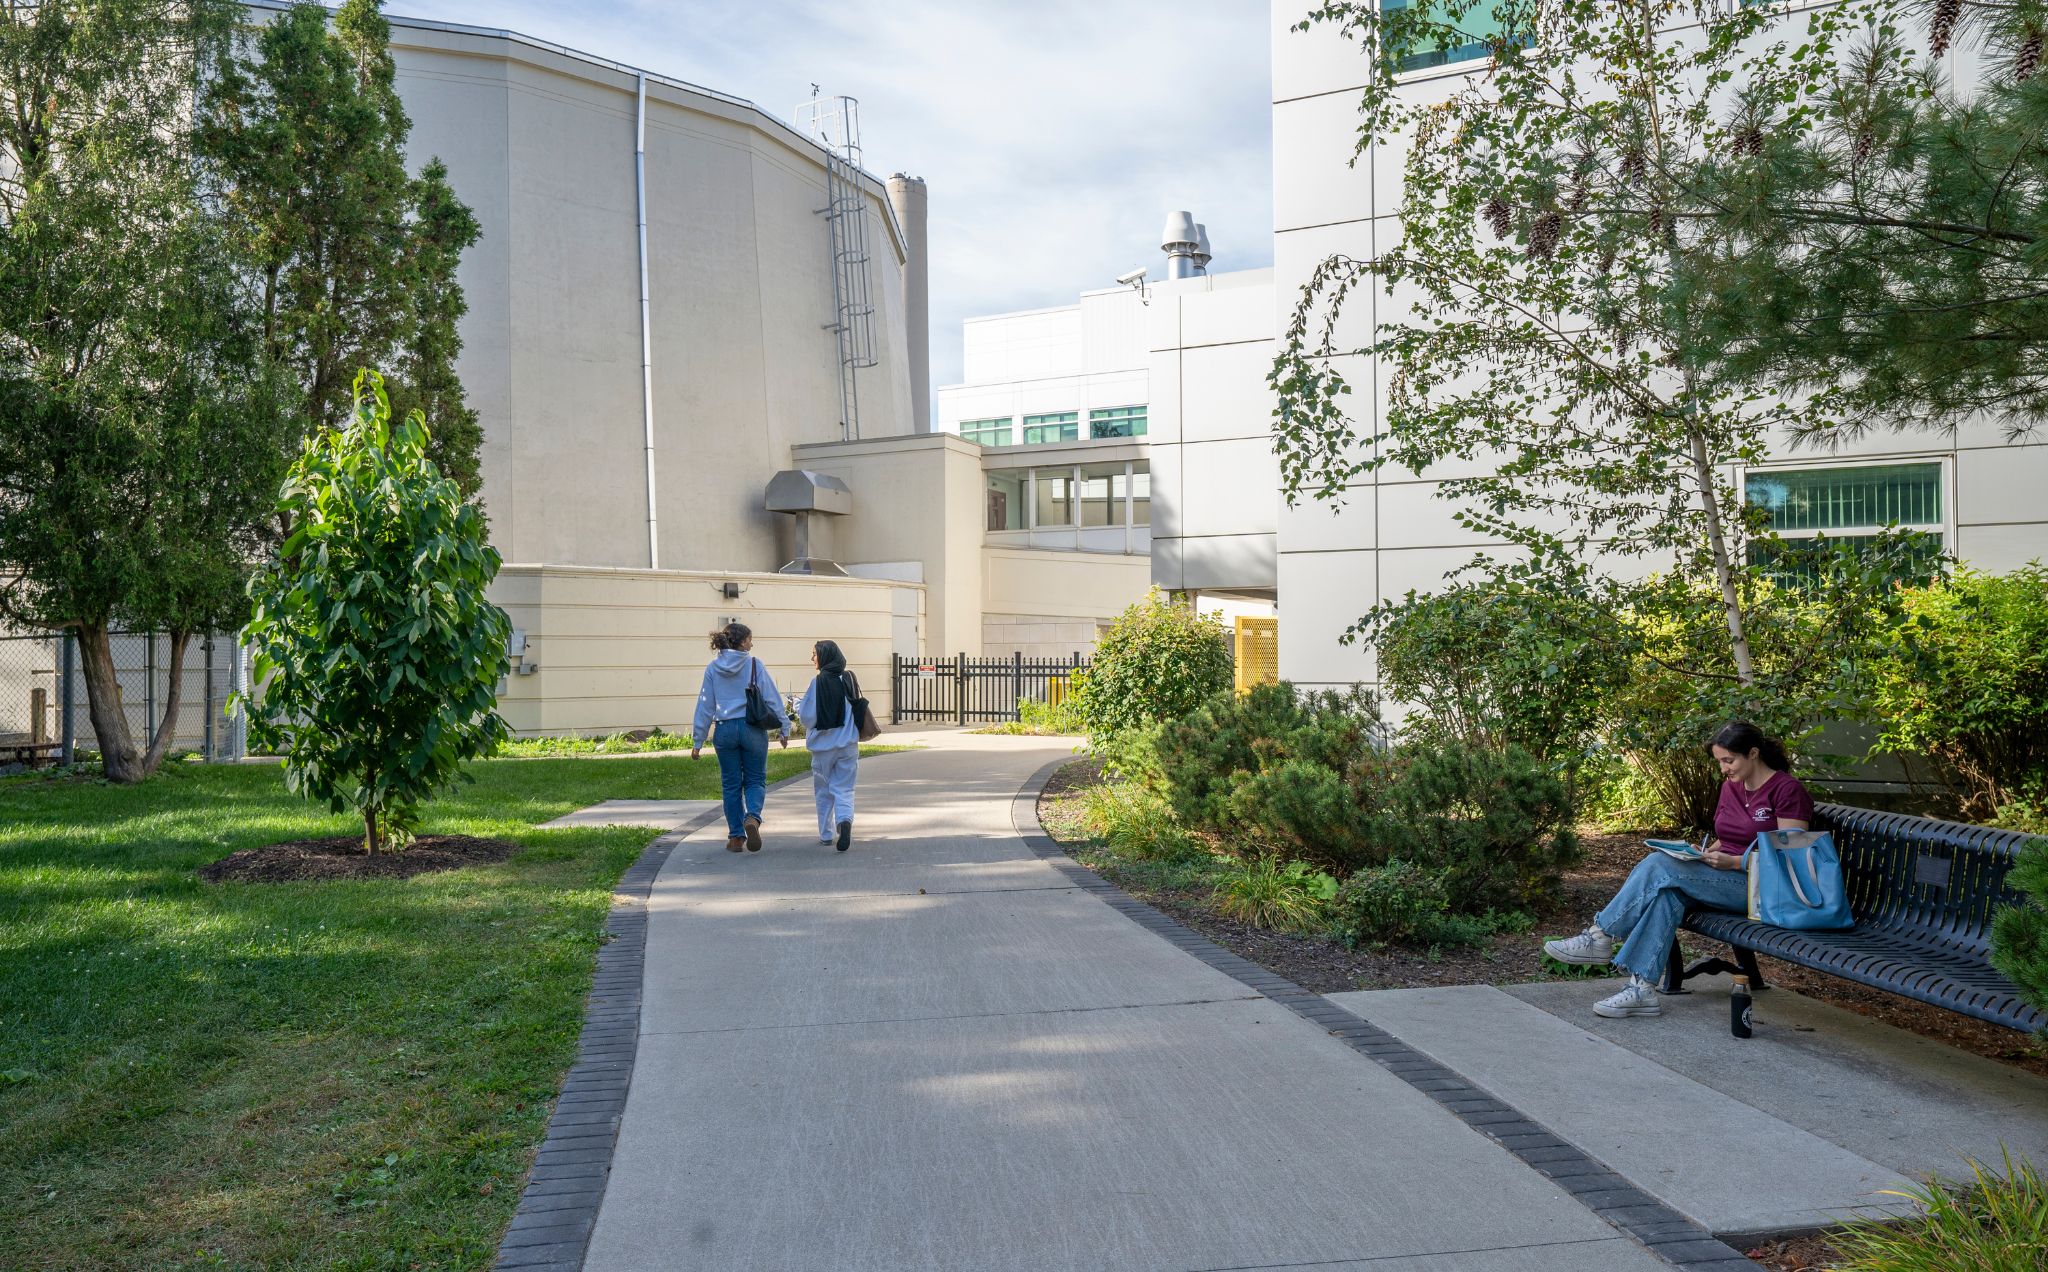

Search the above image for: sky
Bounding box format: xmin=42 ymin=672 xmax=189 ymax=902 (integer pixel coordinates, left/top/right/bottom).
xmin=391 ymin=0 xmax=1276 ymax=397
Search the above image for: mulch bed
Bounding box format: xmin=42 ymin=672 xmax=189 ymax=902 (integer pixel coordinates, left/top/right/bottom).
xmin=199 ymin=834 xmax=520 ymax=884
xmin=1037 ymin=759 xmax=2048 ymax=1087
xmin=1741 ymin=1233 xmax=1845 ymax=1271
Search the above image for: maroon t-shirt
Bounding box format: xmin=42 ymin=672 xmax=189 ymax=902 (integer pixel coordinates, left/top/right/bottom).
xmin=1714 ymin=771 xmax=1815 ymax=855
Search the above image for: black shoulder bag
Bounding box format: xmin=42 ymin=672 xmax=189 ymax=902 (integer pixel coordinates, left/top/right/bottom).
xmin=744 ymin=658 xmax=781 ymax=729
xmin=845 ymin=670 xmax=882 ymax=741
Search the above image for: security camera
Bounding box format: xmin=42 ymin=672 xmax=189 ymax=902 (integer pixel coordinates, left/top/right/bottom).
xmin=1115 ymin=267 xmax=1147 ymax=286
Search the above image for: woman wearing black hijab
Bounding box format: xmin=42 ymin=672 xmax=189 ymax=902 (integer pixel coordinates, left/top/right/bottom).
xmin=797 ymin=639 xmax=862 ymax=851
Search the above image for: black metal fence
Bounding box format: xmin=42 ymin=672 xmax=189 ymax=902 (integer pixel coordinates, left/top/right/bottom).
xmin=891 ymin=652 xmax=1089 ymax=725
xmin=0 ymin=630 xmax=245 ymax=766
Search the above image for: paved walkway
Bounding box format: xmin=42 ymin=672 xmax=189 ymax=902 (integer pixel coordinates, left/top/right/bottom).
xmin=577 ymin=735 xmax=1668 ymax=1271
xmin=532 ymin=733 xmax=2048 ymax=1271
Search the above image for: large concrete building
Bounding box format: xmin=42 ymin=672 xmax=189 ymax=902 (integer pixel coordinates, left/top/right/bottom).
xmin=360 ymin=9 xmax=1154 ymax=736
xmin=380 ymin=12 xmax=919 ymax=574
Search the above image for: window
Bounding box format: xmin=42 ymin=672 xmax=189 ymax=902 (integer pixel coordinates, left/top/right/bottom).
xmin=986 ymin=460 xmax=1149 ymax=541
xmin=1022 ymin=411 xmax=1079 ymax=445
xmin=1746 ymin=461 xmax=1945 ymax=582
xmin=1089 ymin=405 xmax=1148 ymax=438
xmin=1380 ymin=0 xmax=1514 ymax=75
xmin=1035 ymin=473 xmax=1074 ymax=526
xmin=1080 ymin=466 xmax=1118 ymax=527
xmin=960 ymin=417 xmax=1013 ymax=447
xmin=986 ymin=471 xmax=1025 ymax=531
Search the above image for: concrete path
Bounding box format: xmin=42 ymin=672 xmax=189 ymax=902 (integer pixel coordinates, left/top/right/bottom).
xmin=1327 ymin=987 xmax=1919 ymax=1238
xmin=539 ymin=799 xmax=720 ymax=831
xmin=579 ymin=735 xmax=1664 ymax=1272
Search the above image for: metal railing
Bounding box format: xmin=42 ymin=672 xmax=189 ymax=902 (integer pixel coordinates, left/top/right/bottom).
xmin=891 ymin=652 xmax=1088 ymax=726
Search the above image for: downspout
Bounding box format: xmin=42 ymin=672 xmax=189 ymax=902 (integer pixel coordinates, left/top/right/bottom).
xmin=635 ymin=72 xmax=660 ymax=568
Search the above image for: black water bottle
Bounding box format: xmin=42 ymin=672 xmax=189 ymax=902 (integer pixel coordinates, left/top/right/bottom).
xmin=1730 ymin=974 xmax=1754 ymax=1039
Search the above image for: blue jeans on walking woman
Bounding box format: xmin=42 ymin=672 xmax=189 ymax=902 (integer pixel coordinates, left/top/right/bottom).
xmin=1597 ymin=854 xmax=1750 ymax=981
xmin=713 ymin=718 xmax=769 ymax=837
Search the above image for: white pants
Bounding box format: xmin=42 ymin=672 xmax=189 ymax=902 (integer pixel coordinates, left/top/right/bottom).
xmin=811 ymin=743 xmax=858 ymax=837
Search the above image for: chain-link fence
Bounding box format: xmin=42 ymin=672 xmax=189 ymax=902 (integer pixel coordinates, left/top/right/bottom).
xmin=0 ymin=630 xmax=246 ymax=766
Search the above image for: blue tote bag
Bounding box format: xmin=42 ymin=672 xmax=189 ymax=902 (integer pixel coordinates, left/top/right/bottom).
xmin=1746 ymin=829 xmax=1853 ymax=930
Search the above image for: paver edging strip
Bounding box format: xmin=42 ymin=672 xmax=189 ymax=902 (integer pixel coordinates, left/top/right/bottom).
xmin=492 ymin=771 xmax=811 ymax=1272
xmin=1014 ymin=756 xmax=1761 ymax=1272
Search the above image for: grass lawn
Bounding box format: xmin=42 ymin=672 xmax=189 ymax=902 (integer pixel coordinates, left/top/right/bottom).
xmin=0 ymin=749 xmax=832 ymax=1271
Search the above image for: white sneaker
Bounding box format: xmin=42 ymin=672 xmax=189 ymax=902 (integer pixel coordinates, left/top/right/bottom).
xmin=1544 ymin=926 xmax=1616 ymax=966
xmin=1593 ymin=978 xmax=1662 ymax=1018
xmin=818 ymin=836 xmax=835 ymax=845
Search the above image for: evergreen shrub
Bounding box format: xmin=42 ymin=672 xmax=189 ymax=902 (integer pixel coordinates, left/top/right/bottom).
xmin=1379 ymin=740 xmax=1580 ymax=913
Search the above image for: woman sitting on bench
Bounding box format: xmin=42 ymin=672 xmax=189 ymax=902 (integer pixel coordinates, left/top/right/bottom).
xmin=1544 ymin=721 xmax=1813 ymax=1019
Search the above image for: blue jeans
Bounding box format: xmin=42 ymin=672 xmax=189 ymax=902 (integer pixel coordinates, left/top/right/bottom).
xmin=712 ymin=718 xmax=769 ymax=837
xmin=1596 ymin=854 xmax=1750 ymax=981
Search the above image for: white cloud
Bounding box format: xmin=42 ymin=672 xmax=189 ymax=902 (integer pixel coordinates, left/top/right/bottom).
xmin=387 ymin=0 xmax=1274 ymax=400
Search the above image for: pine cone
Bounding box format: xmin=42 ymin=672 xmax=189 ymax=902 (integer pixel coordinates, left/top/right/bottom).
xmin=1930 ymin=0 xmax=1960 ymax=57
xmin=2020 ymin=27 xmax=2044 ymax=82
xmin=1621 ymin=146 xmax=1648 ymax=184
xmin=1528 ymin=210 xmax=1563 ymax=260
xmin=1736 ymin=124 xmax=1765 ymax=157
xmin=1483 ymin=195 xmax=1513 ymax=241
xmin=1648 ymin=205 xmax=1664 ymax=237
xmin=1853 ymin=127 xmax=1875 ymax=164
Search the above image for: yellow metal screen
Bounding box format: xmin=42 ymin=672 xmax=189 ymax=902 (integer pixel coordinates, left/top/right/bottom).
xmin=1234 ymin=616 xmax=1279 ymax=694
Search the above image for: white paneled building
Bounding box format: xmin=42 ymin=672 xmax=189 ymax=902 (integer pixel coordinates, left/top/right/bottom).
xmin=939 ymin=3 xmax=2048 ymax=697
xmin=1266 ymin=0 xmax=2048 ymax=693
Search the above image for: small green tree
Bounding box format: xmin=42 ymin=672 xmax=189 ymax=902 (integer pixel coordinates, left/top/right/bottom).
xmin=1369 ymin=573 xmax=1627 ymax=767
xmin=242 ymin=370 xmax=510 ymax=853
xmin=1078 ymin=588 xmax=1234 ymax=737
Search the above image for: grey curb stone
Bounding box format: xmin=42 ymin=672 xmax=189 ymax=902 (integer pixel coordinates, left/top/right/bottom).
xmin=1013 ymin=757 xmax=1757 ymax=1271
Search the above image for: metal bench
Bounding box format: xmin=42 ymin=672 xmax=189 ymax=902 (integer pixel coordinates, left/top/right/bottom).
xmin=1665 ymin=802 xmax=2046 ymax=1033
xmin=0 ymin=736 xmax=61 ymax=767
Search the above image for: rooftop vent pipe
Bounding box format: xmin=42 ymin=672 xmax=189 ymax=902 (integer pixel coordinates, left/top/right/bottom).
xmin=1193 ymin=223 xmax=1212 ymax=276
xmin=1161 ymin=210 xmax=1199 ymax=279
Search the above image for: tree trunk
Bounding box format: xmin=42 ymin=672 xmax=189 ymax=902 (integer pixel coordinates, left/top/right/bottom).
xmin=137 ymin=629 xmax=191 ymax=775
xmin=1687 ymin=423 xmax=1755 ymax=686
xmin=75 ymin=622 xmax=144 ymax=783
xmin=362 ymin=806 xmax=381 ymax=856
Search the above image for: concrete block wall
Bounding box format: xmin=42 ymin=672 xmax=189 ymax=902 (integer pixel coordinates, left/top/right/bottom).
xmin=489 ymin=564 xmax=922 ymax=737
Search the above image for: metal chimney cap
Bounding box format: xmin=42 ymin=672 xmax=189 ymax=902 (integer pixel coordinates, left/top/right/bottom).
xmin=764 ymin=469 xmax=854 ymax=514
xmin=1194 ymin=223 xmax=1212 ymax=266
xmin=1161 ymin=210 xmax=1198 ymax=250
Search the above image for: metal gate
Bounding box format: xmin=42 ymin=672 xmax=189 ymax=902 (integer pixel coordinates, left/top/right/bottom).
xmin=891 ymin=652 xmax=1088 ymax=725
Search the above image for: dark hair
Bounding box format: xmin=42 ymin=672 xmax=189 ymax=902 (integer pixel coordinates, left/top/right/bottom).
xmin=708 ymin=621 xmax=753 ymax=652
xmin=1709 ymin=721 xmax=1791 ymax=773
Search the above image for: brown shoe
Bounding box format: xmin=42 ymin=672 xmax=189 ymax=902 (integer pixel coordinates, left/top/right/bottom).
xmin=743 ymin=816 xmax=763 ymax=852
xmin=725 ymin=835 xmax=745 ymax=853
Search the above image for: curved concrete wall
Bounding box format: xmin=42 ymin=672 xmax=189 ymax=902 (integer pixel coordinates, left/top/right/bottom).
xmin=384 ymin=17 xmax=916 ymax=574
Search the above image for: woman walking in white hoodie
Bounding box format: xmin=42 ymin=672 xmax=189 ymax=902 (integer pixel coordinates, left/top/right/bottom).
xmin=797 ymin=639 xmax=862 ymax=852
xmin=689 ymin=623 xmax=789 ymax=852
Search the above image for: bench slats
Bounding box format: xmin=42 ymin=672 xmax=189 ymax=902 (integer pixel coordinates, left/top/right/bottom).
xmin=1678 ymin=802 xmax=2045 ymax=1033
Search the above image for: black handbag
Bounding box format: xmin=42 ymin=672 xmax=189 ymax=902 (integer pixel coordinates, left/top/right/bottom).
xmin=744 ymin=658 xmax=780 ymax=729
xmin=845 ymin=670 xmax=881 ymax=741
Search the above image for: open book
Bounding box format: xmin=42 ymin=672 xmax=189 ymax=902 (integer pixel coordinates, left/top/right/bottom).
xmin=1644 ymin=837 xmax=1709 ymax=861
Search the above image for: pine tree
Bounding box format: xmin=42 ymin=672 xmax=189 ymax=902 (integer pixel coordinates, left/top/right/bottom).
xmin=201 ymin=0 xmax=484 ymax=490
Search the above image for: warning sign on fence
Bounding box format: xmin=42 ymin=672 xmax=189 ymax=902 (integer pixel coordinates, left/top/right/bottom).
xmin=916 ymin=663 xmax=936 ymax=680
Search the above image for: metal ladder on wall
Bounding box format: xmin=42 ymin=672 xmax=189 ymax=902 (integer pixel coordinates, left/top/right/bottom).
xmin=797 ymin=93 xmax=878 ymax=440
